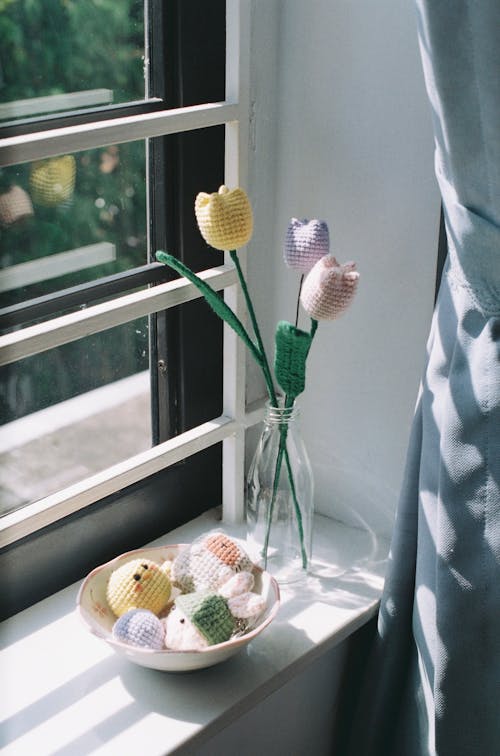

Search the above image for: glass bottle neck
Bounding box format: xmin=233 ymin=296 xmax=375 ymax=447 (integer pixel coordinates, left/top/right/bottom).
xmin=264 ymin=400 xmax=300 ymax=426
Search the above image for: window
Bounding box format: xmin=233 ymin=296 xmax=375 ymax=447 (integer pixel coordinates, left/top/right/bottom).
xmin=0 ymin=0 xmax=249 ymax=619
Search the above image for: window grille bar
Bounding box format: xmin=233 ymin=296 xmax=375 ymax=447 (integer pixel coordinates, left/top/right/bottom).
xmin=0 ymin=101 xmax=239 ymax=167
xmin=0 ymin=243 xmax=117 ymax=293
xmin=0 ymin=1 xmax=249 ymax=550
xmin=222 ymin=0 xmax=251 ymax=524
xmin=0 ymin=100 xmax=165 ymax=139
xmin=0 ymin=89 xmax=114 ymax=121
xmin=0 ymin=265 xmax=237 ymax=366
xmin=0 ymin=263 xmax=172 ymax=330
xmin=0 ymin=414 xmax=238 ymax=547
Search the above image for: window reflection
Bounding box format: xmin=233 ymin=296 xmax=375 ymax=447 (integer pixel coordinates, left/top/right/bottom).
xmin=0 ymin=141 xmax=147 ymax=307
xmin=0 ymin=0 xmax=145 ymax=121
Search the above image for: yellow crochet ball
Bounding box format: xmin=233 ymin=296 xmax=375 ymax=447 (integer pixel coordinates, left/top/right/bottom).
xmin=29 ymin=155 xmax=76 ymax=207
xmin=106 ymin=558 xmax=171 ymax=618
xmin=194 ymin=185 xmax=253 ymax=251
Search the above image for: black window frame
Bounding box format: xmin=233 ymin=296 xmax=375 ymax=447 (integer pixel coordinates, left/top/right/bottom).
xmin=0 ymin=0 xmax=227 ymax=620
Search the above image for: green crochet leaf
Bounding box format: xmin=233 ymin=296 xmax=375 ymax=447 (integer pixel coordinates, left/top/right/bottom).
xmin=274 ymin=320 xmax=312 ymax=400
xmin=155 ymin=250 xmax=263 ymax=368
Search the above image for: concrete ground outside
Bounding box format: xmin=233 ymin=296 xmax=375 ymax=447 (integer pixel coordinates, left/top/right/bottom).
xmin=0 ymin=381 xmax=151 ymax=517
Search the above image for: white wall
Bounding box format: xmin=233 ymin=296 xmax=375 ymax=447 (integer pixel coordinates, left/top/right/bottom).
xmin=247 ymin=0 xmax=440 ymax=538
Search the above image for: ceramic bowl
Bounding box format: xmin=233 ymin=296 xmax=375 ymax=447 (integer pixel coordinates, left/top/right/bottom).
xmin=77 ymin=543 xmax=280 ymax=672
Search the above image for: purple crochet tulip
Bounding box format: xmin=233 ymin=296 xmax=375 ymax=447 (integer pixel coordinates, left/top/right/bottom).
xmin=300 ymin=255 xmax=359 ymax=320
xmin=284 ymin=218 xmax=330 ymax=272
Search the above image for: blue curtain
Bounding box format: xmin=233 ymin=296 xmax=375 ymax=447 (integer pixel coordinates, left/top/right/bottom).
xmin=347 ymin=2 xmax=500 ymax=754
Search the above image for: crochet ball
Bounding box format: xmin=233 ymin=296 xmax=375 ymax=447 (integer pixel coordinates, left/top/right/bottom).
xmin=106 ymin=558 xmax=171 ymax=617
xmin=165 ymin=592 xmax=235 ymax=650
xmin=112 ymin=609 xmax=165 ymax=650
xmin=29 ymin=155 xmax=76 ymax=207
xmin=171 ymin=532 xmax=254 ymax=593
xmin=0 ymin=185 xmax=34 ymax=227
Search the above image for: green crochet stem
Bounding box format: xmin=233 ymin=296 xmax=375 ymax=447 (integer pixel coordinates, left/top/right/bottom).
xmin=262 ymin=394 xmax=308 ymax=570
xmin=155 ymin=249 xmax=315 ymax=574
xmin=226 ymin=255 xmax=319 ymax=572
xmin=228 ymin=251 xmax=308 ymax=571
xmin=282 ymin=425 xmax=307 ymax=566
xmin=155 ymin=251 xmax=263 ymax=369
xmin=229 ymin=250 xmax=278 ymax=406
xmin=263 ymin=430 xmax=286 ymax=568
xmin=277 ymin=318 xmax=318 ymax=569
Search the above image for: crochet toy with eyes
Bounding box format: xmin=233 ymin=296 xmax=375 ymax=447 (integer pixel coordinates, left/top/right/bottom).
xmin=106 ymin=558 xmax=172 ymax=618
xmin=164 ymin=571 xmax=266 ymax=651
xmin=171 ymin=532 xmax=254 ymax=594
xmin=112 ymin=608 xmax=165 ymax=650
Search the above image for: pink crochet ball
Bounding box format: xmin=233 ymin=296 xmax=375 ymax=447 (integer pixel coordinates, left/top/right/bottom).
xmin=300 ymin=255 xmax=359 ymax=320
xmin=0 ymin=185 xmax=34 ymax=227
xmin=284 ymin=218 xmax=330 ymax=273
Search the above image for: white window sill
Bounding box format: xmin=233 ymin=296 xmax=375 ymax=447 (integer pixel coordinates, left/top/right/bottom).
xmin=1 ymin=511 xmax=388 ymax=756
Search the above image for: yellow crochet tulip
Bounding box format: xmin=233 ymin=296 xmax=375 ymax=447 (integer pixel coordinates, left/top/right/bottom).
xmin=194 ymin=185 xmax=253 ymax=251
xmin=30 ymin=155 xmax=76 ymax=207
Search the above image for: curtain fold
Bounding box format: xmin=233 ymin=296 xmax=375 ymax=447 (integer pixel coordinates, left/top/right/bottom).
xmin=347 ymin=2 xmax=500 ymax=754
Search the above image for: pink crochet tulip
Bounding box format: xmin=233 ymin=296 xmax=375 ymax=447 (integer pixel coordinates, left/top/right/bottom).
xmin=284 ymin=218 xmax=329 ymax=272
xmin=300 ymin=255 xmax=359 ymax=320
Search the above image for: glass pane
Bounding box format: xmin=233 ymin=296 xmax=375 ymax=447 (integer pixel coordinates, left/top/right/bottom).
xmin=0 ymin=317 xmax=151 ymax=516
xmin=0 ymin=141 xmax=147 ymax=311
xmin=0 ymin=0 xmax=146 ymax=122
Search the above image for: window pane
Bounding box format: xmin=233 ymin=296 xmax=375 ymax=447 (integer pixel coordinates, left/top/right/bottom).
xmin=0 ymin=141 xmax=147 ymax=311
xmin=0 ymin=316 xmax=151 ymax=516
xmin=0 ymin=0 xmax=146 ymax=122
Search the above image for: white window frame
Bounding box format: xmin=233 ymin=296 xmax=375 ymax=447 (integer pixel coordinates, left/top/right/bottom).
xmin=0 ymin=0 xmax=252 ymax=548
xmin=0 ymin=89 xmax=114 ymax=121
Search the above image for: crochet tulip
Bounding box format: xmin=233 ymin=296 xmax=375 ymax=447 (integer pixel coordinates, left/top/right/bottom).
xmin=156 ymin=194 xmax=359 ymax=577
xmin=194 ymin=185 xmax=253 ymax=251
xmin=300 ymin=255 xmax=359 ymax=320
xmin=284 ymin=218 xmax=329 ymax=272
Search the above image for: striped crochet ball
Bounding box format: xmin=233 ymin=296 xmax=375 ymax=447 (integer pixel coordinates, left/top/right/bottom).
xmin=300 ymin=255 xmax=359 ymax=320
xmin=112 ymin=608 xmax=165 ymax=650
xmin=195 ymin=185 xmax=253 ymax=251
xmin=171 ymin=533 xmax=254 ymax=593
xmin=106 ymin=558 xmax=171 ymax=618
xmin=175 ymin=592 xmax=235 ymax=646
xmin=284 ymin=218 xmax=329 ymax=272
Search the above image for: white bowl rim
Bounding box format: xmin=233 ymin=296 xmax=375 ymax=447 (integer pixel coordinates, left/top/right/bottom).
xmin=76 ymin=543 xmax=281 ymax=656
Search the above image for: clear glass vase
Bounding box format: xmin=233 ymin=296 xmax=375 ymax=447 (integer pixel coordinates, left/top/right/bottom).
xmin=246 ymin=400 xmax=314 ymax=583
